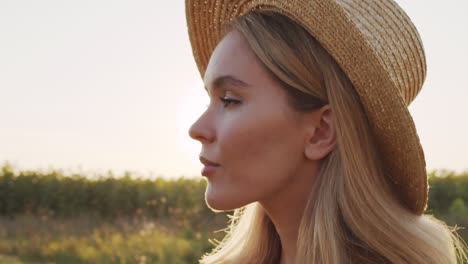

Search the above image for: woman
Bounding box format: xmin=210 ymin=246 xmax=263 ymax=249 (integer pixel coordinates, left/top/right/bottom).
xmin=186 ymin=0 xmax=467 ymax=263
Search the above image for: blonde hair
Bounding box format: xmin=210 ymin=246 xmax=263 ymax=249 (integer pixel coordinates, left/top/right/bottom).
xmin=199 ymin=11 xmax=468 ymax=264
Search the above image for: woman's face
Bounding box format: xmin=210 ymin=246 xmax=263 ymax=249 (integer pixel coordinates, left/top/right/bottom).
xmin=189 ymin=30 xmax=310 ymax=211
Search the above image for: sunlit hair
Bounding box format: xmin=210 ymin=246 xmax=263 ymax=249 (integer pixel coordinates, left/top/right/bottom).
xmin=199 ymin=11 xmax=468 ymax=264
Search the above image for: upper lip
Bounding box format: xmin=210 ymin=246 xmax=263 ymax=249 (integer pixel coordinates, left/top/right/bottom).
xmin=199 ymin=156 xmax=220 ymax=166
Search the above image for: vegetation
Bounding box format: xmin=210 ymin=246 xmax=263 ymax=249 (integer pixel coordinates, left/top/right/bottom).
xmin=0 ymin=163 xmax=467 ymax=263
xmin=0 ymin=215 xmax=223 ymax=264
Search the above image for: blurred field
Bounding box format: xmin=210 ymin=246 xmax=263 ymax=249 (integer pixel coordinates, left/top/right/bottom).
xmin=0 ymin=215 xmax=227 ymax=264
xmin=0 ymin=254 xmax=23 ymax=264
xmin=0 ymin=164 xmax=467 ymax=263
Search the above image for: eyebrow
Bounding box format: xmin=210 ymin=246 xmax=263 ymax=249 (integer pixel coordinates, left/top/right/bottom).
xmin=204 ymin=75 xmax=250 ymax=95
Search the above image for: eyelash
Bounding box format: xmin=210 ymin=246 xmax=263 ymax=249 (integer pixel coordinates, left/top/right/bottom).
xmin=219 ymin=96 xmax=240 ymax=108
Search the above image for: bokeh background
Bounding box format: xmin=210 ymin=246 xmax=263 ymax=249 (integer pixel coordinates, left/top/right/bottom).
xmin=0 ymin=0 xmax=467 ymax=263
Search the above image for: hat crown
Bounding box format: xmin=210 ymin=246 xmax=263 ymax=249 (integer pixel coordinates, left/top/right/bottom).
xmin=217 ymin=0 xmax=427 ymax=105
xmin=336 ymin=0 xmax=426 ymax=105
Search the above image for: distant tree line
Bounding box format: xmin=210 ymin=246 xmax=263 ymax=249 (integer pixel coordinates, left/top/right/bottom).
xmin=0 ymin=164 xmax=467 ymax=240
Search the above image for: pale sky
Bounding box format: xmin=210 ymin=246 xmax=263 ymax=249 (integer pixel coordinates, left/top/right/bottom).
xmin=0 ymin=0 xmax=467 ymax=179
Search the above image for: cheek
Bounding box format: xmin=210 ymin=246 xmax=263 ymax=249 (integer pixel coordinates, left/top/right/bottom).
xmin=219 ymin=110 xmax=303 ymax=187
xmin=206 ymin=114 xmax=303 ymax=211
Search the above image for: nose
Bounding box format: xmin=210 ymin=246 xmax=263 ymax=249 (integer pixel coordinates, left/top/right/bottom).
xmin=188 ymin=111 xmax=215 ymax=144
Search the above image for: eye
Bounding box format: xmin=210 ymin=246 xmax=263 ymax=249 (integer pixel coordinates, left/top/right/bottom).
xmin=219 ymin=96 xmax=241 ymax=108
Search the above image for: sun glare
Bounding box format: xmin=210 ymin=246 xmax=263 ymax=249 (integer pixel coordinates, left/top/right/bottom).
xmin=175 ymin=81 xmax=208 ymax=170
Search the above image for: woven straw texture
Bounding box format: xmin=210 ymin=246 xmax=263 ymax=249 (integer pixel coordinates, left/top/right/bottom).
xmin=186 ymin=0 xmax=428 ymax=215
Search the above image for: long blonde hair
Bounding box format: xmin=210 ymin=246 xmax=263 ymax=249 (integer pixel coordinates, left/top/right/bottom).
xmin=199 ymin=11 xmax=467 ymax=264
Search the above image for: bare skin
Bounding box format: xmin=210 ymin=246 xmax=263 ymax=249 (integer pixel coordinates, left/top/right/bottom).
xmin=189 ymin=30 xmax=336 ymax=264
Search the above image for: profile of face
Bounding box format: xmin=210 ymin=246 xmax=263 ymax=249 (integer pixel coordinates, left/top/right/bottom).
xmin=189 ymin=30 xmax=327 ymax=211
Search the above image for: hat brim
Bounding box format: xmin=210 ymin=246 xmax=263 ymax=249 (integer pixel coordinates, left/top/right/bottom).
xmin=185 ymin=0 xmax=427 ymax=215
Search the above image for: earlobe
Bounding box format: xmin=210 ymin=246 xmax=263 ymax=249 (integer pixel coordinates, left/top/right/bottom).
xmin=303 ymin=106 xmax=337 ymax=161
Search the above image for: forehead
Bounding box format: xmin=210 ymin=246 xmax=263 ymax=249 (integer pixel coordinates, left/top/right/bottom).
xmin=203 ymin=30 xmax=272 ymax=90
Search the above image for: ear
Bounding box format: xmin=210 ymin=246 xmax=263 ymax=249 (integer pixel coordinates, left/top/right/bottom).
xmin=303 ymin=105 xmax=337 ymax=160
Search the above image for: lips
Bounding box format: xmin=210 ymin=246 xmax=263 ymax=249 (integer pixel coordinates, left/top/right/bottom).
xmin=201 ymin=166 xmax=218 ymax=177
xmin=199 ymin=156 xmax=220 ymax=177
xmin=199 ymin=156 xmax=220 ymax=167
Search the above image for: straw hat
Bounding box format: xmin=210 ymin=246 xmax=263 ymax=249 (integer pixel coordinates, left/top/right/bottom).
xmin=185 ymin=0 xmax=428 ymax=215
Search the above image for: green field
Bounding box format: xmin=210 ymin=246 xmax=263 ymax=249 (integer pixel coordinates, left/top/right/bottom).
xmin=0 ymin=215 xmax=227 ymax=264
xmin=0 ymin=164 xmax=467 ymax=263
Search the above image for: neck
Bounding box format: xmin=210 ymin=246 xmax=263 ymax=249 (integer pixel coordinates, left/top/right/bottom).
xmin=259 ymin=162 xmax=319 ymax=264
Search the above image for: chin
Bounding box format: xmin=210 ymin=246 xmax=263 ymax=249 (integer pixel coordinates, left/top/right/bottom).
xmin=205 ymin=187 xmax=249 ymax=212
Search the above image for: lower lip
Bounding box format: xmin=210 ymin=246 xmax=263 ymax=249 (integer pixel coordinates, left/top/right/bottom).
xmin=202 ymin=165 xmax=219 ymax=177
